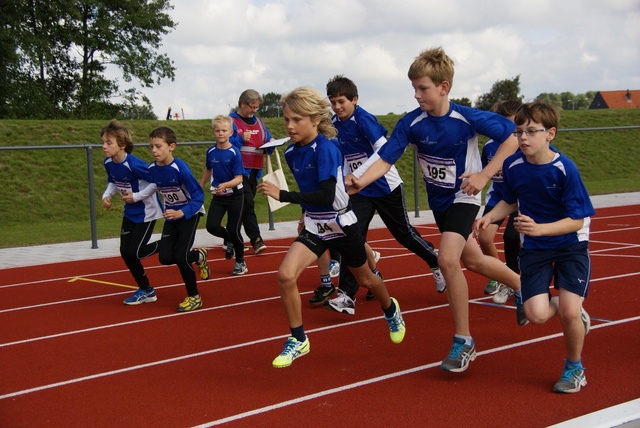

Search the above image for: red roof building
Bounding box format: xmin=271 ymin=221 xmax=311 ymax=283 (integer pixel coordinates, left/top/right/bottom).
xmin=589 ymin=90 xmax=640 ymax=109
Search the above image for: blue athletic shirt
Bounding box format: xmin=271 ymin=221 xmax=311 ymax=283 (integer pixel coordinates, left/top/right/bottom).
xmin=204 ymin=145 xmax=245 ymax=195
xmin=148 ymin=158 xmax=205 ymax=221
xmin=332 ymin=105 xmax=403 ymax=197
xmin=481 ymin=139 xmax=504 ymax=207
xmin=283 ymin=135 xmax=352 ymax=216
xmin=502 ymin=149 xmax=595 ymax=250
xmin=103 ymin=153 xmax=163 ymax=223
xmin=378 ymin=102 xmax=515 ymax=212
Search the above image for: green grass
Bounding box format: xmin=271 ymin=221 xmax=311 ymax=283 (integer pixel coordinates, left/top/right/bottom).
xmin=0 ymin=108 xmax=639 ymax=248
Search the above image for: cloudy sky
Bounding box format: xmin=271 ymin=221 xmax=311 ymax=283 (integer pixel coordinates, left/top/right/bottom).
xmin=139 ymin=0 xmax=640 ymax=120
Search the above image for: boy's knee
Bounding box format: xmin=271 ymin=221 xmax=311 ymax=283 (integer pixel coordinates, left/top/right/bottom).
xmin=158 ymin=254 xmax=173 ymax=266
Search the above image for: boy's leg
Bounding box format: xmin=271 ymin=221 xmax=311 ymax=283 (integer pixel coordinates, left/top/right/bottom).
xmin=438 ymin=231 xmax=470 ymax=335
xmin=557 ymin=289 xmax=587 ymax=361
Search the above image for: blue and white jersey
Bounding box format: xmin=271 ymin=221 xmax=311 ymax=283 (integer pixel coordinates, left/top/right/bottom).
xmin=283 ymin=135 xmax=351 ymax=216
xmin=481 ymin=139 xmax=505 ymax=207
xmin=204 ymin=144 xmax=245 ymax=195
xmin=103 ymin=153 xmax=163 ymax=223
xmin=333 ymin=105 xmax=403 ymax=198
xmin=502 ymin=149 xmax=595 ymax=250
xmin=379 ymin=102 xmax=515 ymax=212
xmin=148 ymin=157 xmax=205 ymax=221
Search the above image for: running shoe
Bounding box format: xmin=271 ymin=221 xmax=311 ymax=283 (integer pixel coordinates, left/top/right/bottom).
xmin=272 ymin=337 xmax=310 ymax=368
xmin=492 ymin=283 xmax=513 ymax=304
xmin=484 ymin=279 xmax=500 ymax=295
xmin=253 ymin=237 xmax=267 ymax=254
xmin=553 ymin=366 xmax=587 ymax=393
xmin=329 ymin=259 xmax=340 ymax=278
xmin=385 ymin=297 xmax=405 ymax=344
xmin=441 ymin=337 xmax=476 ymax=372
xmin=176 ymin=295 xmax=203 ymax=312
xmin=432 ymin=268 xmax=446 ymax=293
xmin=581 ymin=306 xmax=591 ymax=335
xmin=225 ymin=243 xmax=234 ymax=260
xmin=514 ymin=291 xmax=529 ymax=326
xmin=323 ymin=290 xmax=356 ymax=315
xmin=309 ymin=284 xmax=336 ymax=306
xmin=232 ymin=261 xmax=248 ymax=275
xmin=196 ymin=248 xmax=210 ymax=280
xmin=123 ymin=288 xmax=157 ymax=305
xmin=372 ymin=250 xmax=381 ymax=263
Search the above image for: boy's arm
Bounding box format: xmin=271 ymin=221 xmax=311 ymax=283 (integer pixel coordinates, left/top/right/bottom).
xmin=514 ymin=215 xmax=585 ymax=237
xmin=475 ymin=200 xmax=517 ymax=234
xmin=460 ymin=134 xmax=518 ymax=195
xmin=200 ymin=168 xmax=212 ymax=189
xmin=345 ymin=158 xmax=392 ymax=194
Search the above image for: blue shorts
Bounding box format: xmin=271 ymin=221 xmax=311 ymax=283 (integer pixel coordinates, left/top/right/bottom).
xmin=518 ymin=241 xmax=591 ymax=302
xmin=295 ymin=223 xmax=367 ymax=268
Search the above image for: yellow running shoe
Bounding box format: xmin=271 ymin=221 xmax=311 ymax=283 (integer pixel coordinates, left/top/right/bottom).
xmin=272 ymin=337 xmax=310 ymax=368
xmin=385 ymin=297 xmax=406 ymax=344
xmin=196 ymin=248 xmax=210 ymax=280
xmin=177 ymin=295 xmax=202 ymax=312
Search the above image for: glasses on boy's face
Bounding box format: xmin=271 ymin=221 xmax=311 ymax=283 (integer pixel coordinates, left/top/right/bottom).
xmin=513 ymin=128 xmax=547 ymax=137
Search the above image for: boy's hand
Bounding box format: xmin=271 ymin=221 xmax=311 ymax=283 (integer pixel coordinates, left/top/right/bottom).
xmin=344 ymin=174 xmax=361 ymax=195
xmin=102 ymin=197 xmax=111 ymax=210
xmin=257 ymin=181 xmax=280 ymax=200
xmin=163 ymin=209 xmax=184 ymax=220
xmin=459 ymin=172 xmax=489 ymax=196
xmin=513 ymin=215 xmax=540 ymax=236
xmin=121 ymin=191 xmax=135 ymax=204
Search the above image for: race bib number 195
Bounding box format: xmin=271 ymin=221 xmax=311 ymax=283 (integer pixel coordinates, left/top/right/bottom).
xmin=417 ymin=154 xmax=456 ymax=189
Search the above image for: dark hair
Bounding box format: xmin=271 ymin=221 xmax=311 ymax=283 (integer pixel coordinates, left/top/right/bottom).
xmin=490 ymin=100 xmax=522 ymax=118
xmin=149 ymin=127 xmax=177 ymax=145
xmin=514 ymin=101 xmax=560 ymax=129
xmin=101 ymin=119 xmax=135 ymax=154
xmin=326 ymin=75 xmax=358 ymax=100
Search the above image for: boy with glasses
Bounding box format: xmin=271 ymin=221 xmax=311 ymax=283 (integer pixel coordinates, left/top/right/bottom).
xmin=476 ymin=102 xmax=594 ymax=393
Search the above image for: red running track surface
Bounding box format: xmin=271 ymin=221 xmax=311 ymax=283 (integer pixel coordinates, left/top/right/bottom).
xmin=1 ymin=205 xmax=639 ymax=427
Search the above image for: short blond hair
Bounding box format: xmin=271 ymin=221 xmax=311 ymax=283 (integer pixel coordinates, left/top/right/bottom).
xmin=211 ymin=114 xmax=232 ymax=130
xmin=408 ymin=47 xmax=455 ymax=90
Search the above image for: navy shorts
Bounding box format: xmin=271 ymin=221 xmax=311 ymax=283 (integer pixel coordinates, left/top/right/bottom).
xmin=295 ymin=223 xmax=367 ymax=268
xmin=519 ymin=241 xmax=591 ymax=302
xmin=433 ymin=203 xmax=480 ymax=240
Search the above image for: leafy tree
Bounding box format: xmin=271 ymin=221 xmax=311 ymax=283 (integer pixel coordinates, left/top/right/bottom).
xmin=474 ymin=75 xmax=522 ymax=110
xmin=2 ymin=0 xmax=176 ymax=119
xmin=259 ymin=92 xmax=282 ymax=118
xmin=450 ymin=97 xmax=472 ymax=107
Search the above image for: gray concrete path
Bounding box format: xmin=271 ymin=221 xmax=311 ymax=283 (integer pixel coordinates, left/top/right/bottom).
xmin=1 ymin=192 xmax=637 ymax=269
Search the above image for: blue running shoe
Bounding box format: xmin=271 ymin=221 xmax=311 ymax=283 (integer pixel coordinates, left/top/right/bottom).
xmin=123 ymin=288 xmax=157 ymax=305
xmin=554 ymin=366 xmax=587 ymax=393
xmin=441 ymin=337 xmax=476 ymax=372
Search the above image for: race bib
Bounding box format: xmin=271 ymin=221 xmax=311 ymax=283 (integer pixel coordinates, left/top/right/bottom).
xmin=417 ymin=154 xmax=456 ymax=189
xmin=344 ymin=152 xmax=368 ymax=175
xmin=115 ymin=181 xmax=132 ymax=197
xmin=304 ymin=211 xmax=346 ymax=240
xmin=159 ymin=186 xmax=188 ymax=207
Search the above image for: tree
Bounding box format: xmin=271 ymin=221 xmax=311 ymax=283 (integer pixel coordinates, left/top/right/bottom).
xmin=450 ymin=97 xmax=472 ymax=107
xmin=474 ymin=75 xmax=522 ymax=110
xmin=2 ymin=0 xmax=176 ymax=119
xmin=259 ymin=92 xmax=282 ymax=118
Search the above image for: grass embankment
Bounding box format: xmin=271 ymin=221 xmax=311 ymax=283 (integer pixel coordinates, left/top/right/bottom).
xmin=0 ymin=109 xmax=639 ymax=248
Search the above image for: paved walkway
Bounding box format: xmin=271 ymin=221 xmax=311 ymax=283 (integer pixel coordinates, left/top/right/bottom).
xmin=1 ymin=192 xmax=637 ymax=269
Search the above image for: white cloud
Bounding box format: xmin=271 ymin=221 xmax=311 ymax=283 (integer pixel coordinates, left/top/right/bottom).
xmin=136 ymin=0 xmax=640 ymax=120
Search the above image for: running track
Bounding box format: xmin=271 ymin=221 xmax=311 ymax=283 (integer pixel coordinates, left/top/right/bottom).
xmin=1 ymin=204 xmax=639 ymax=427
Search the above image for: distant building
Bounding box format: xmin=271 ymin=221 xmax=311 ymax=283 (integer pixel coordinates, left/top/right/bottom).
xmin=589 ymin=90 xmax=640 ymax=109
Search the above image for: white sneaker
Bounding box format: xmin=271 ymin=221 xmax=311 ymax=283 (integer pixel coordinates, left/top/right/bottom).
xmin=323 ymin=290 xmax=356 ymax=315
xmin=372 ymin=250 xmax=381 ymax=264
xmin=329 ymin=259 xmax=340 ymax=278
xmin=432 ymin=268 xmax=446 ymax=293
xmin=492 ymin=283 xmax=513 ymax=304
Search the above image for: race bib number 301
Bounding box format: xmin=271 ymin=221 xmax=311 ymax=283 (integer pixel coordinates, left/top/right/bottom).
xmin=418 ymin=154 xmax=456 ymax=189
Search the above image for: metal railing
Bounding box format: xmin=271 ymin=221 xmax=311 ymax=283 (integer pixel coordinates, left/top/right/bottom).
xmin=2 ymin=126 xmax=639 ymax=248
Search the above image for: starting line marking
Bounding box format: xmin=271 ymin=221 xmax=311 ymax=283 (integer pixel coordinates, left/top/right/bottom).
xmin=68 ymin=277 xmax=137 ymax=289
